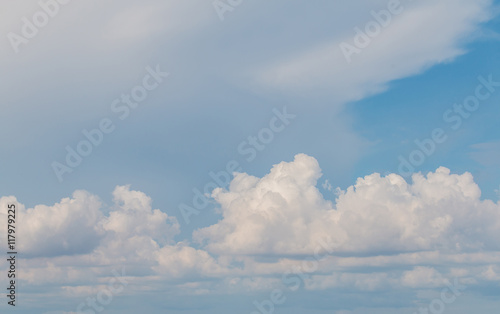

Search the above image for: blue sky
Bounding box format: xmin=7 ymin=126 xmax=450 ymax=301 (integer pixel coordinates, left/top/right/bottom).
xmin=1 ymin=0 xmax=500 ymax=313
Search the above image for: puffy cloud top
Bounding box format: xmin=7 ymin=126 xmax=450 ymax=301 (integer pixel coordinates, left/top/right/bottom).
xmin=195 ymin=154 xmax=500 ymax=256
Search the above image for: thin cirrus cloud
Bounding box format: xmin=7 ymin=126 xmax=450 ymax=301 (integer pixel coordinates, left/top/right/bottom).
xmin=255 ymin=0 xmax=493 ymax=101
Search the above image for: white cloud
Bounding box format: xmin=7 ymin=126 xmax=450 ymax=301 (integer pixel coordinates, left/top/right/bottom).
xmin=2 ymin=155 xmax=500 ymax=306
xmin=153 ymin=244 xmax=223 ymax=278
xmin=401 ymin=266 xmax=445 ymax=288
xmin=0 ymin=185 xmax=228 ymax=291
xmin=101 ymin=1 xmax=212 ymax=44
xmin=195 ymin=154 xmax=500 ymax=256
xmin=0 ymin=191 xmax=103 ymax=257
xmin=193 ymin=154 xmax=335 ymax=255
xmin=256 ymin=0 xmax=493 ymax=101
xmin=306 ymin=272 xmax=394 ymax=291
xmin=104 ymin=185 xmax=179 ymax=245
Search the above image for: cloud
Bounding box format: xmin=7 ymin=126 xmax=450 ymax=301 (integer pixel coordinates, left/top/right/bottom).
xmin=255 ymin=0 xmax=493 ymax=101
xmin=401 ymin=266 xmax=445 ymax=288
xmin=0 ymin=191 xmax=104 ymax=258
xmin=469 ymin=141 xmax=500 ymax=167
xmin=101 ymin=1 xmax=213 ymax=43
xmin=195 ymin=154 xmax=500 ymax=256
xmin=104 ymin=185 xmax=180 ymax=245
xmin=193 ymin=154 xmax=334 ymax=255
xmin=153 ymin=244 xmax=223 ymax=279
xmin=0 ymin=185 xmax=227 ymax=289
xmin=0 ymin=185 xmax=183 ymax=261
xmin=2 ymin=155 xmax=500 ymax=311
xmin=92 ymin=185 xmax=181 ymax=266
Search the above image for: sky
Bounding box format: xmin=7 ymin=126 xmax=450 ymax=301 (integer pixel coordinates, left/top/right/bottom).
xmin=1 ymin=0 xmax=500 ymax=313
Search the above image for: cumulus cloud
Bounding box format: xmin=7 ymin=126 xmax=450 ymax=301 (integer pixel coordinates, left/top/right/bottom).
xmin=0 ymin=191 xmax=103 ymax=257
xmin=96 ymin=186 xmax=180 ymax=258
xmin=0 ymin=185 xmax=182 ymax=261
xmin=193 ymin=154 xmax=335 ymax=255
xmin=195 ymin=154 xmax=500 ymax=256
xmin=153 ymin=244 xmax=223 ymax=279
xmin=0 ymin=185 xmax=227 ymax=289
xmin=1 ymin=154 xmax=500 ymax=306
